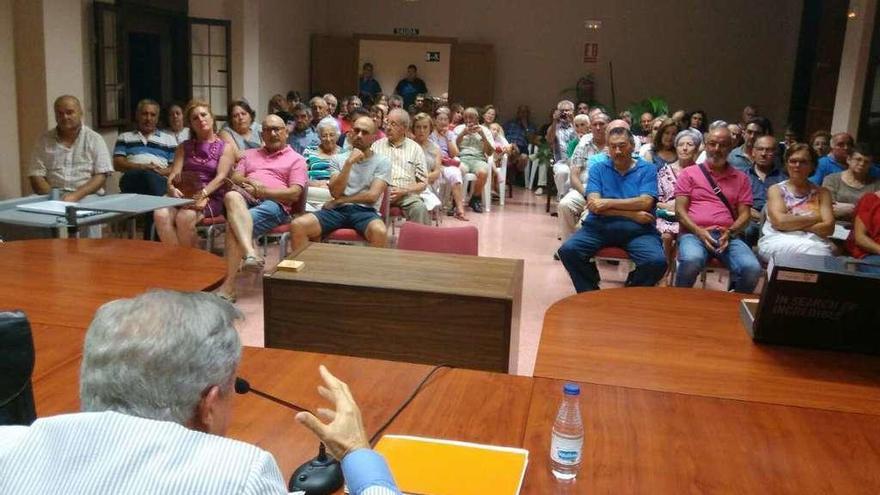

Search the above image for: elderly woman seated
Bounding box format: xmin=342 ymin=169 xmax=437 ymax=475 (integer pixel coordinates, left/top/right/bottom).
xmin=220 ymin=100 xmax=262 ymax=161
xmin=303 ymin=120 xmax=341 ymax=210
xmin=821 ymin=146 xmax=880 ymax=223
xmin=758 ymin=143 xmax=836 ymax=262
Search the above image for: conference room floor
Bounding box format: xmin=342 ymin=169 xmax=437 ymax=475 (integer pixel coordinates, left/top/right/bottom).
xmin=230 ymin=186 xmax=731 ymax=376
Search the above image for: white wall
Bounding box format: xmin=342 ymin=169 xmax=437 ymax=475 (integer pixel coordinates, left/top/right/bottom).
xmin=359 ymin=39 xmax=451 ymax=97
xmin=0 ymin=0 xmax=20 ymax=199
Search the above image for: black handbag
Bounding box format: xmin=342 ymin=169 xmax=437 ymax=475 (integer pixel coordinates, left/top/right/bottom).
xmin=0 ymin=311 xmax=36 ymax=426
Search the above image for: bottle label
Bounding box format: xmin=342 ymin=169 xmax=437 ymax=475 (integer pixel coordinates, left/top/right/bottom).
xmin=550 ymin=435 xmax=583 ymax=465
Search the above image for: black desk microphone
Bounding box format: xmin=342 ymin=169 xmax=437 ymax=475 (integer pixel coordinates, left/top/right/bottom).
xmin=234 ymin=377 xmax=344 ymax=495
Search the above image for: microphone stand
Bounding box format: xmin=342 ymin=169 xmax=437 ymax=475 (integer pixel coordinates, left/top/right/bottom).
xmin=234 ymin=378 xmax=343 ymax=495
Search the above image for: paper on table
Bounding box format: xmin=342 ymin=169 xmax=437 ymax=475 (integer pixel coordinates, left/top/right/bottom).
xmin=16 ymin=200 xmax=99 ymax=217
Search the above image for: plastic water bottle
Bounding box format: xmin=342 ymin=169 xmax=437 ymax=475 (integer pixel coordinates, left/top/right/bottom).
xmin=550 ymin=382 xmax=584 ymax=480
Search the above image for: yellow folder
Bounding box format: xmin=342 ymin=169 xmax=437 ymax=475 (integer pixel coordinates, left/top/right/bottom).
xmin=373 ymin=435 xmax=529 ymax=495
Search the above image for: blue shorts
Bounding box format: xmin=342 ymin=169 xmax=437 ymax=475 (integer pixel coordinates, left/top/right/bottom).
xmin=250 ymin=200 xmax=289 ymax=237
xmin=314 ymin=204 xmax=382 ymax=236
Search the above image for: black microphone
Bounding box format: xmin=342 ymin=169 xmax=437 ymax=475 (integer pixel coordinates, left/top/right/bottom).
xmin=234 ymin=377 xmax=343 ymax=495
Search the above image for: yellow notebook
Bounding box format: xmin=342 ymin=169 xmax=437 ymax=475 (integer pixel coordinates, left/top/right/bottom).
xmin=373 ymin=435 xmax=529 ymax=495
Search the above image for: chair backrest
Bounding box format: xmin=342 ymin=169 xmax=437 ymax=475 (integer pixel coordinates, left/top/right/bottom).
xmin=0 ymin=311 xmax=36 ymax=426
xmin=397 ymin=223 xmax=479 ymax=256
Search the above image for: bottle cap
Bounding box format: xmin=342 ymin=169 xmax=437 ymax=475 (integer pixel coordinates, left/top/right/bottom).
xmin=563 ymin=383 xmax=580 ymax=396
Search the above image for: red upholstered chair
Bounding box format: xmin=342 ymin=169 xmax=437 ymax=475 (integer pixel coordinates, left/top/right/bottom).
xmin=699 ymin=257 xmax=727 ymax=289
xmin=197 ymin=215 xmax=226 ymax=253
xmin=258 ymin=184 xmax=308 ymax=259
xmin=323 ymin=188 xmax=391 ymax=246
xmin=589 ymin=246 xmax=636 ymax=280
xmin=396 ymin=222 xmax=478 ymax=256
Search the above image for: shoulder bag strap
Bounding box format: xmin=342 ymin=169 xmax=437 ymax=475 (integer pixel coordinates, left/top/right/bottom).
xmin=699 ymin=164 xmax=737 ymax=220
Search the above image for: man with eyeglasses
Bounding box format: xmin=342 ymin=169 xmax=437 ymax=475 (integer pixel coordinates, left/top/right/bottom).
xmin=743 ymin=135 xmax=786 ymax=246
xmin=214 ymin=115 xmax=307 ymax=302
xmin=727 ymin=116 xmax=773 ymax=172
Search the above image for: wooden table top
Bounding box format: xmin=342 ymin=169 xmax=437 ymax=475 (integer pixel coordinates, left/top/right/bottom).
xmin=269 ymin=242 xmax=523 ymax=300
xmin=535 ymin=287 xmax=880 ymax=416
xmin=520 ymin=378 xmax=880 ymax=494
xmin=1 ymin=238 xmax=226 ymax=328
xmin=33 ymin=347 xmax=534 ymax=481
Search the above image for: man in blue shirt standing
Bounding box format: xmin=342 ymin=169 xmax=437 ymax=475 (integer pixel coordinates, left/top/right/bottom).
xmin=394 ymin=64 xmax=428 ymax=109
xmin=809 ymin=132 xmax=880 ymax=184
xmin=557 ymin=127 xmax=667 ymax=293
xmin=358 ymin=63 xmax=382 ymax=104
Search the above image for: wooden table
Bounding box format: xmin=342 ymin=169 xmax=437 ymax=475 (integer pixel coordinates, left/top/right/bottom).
xmin=263 ymin=242 xmax=523 ymax=373
xmin=1 ymin=238 xmax=226 ymax=380
xmin=535 ymin=287 xmax=880 ymax=415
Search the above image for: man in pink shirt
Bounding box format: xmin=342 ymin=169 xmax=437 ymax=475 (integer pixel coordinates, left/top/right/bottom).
xmin=215 ymin=115 xmax=307 ymax=302
xmin=673 ymin=126 xmax=762 ymax=293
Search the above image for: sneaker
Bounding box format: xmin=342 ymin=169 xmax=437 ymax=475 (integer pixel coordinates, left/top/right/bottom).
xmin=534 ymin=187 xmax=545 ymax=196
xmin=470 ymin=198 xmax=483 ymax=213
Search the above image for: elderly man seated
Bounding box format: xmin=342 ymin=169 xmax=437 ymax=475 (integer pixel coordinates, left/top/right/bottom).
xmin=557 ymin=113 xmax=611 ymax=240
xmin=290 ymin=116 xmax=391 ymax=249
xmin=371 ymin=108 xmax=431 ymax=224
xmin=310 ymin=96 xmax=341 ymax=134
xmin=556 ymin=127 xmax=667 ymax=293
xmin=114 ymin=98 xmax=179 ymax=238
xmin=29 ymin=95 xmax=113 ymax=201
xmin=287 ymin=103 xmax=319 ymax=155
xmin=214 ymin=115 xmax=307 ymax=303
xmin=0 ymin=290 xmax=398 ymax=494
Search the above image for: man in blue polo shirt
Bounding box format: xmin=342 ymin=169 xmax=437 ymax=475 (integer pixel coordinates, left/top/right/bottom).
xmin=809 ymin=132 xmax=880 ymax=185
xmin=557 ymin=127 xmax=666 ymax=293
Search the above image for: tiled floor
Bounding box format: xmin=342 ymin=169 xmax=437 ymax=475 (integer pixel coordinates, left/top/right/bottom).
xmin=227 ymin=186 xmax=729 ymax=376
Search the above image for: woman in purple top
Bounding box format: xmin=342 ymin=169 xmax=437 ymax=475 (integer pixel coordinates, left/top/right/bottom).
xmin=154 ymin=100 xmax=236 ymax=246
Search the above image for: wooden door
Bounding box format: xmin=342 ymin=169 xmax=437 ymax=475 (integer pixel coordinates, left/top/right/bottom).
xmin=310 ymin=35 xmax=358 ymax=98
xmin=803 ymin=0 xmax=849 ymax=136
xmin=449 ymin=43 xmax=494 ymax=107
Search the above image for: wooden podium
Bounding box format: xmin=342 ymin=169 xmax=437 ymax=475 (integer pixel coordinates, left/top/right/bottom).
xmin=263 ymin=242 xmax=523 ymax=373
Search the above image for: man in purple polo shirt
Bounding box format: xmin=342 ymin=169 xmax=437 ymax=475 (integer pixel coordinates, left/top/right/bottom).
xmin=215 ymin=115 xmax=307 ymax=302
xmin=673 ymin=126 xmax=762 ymax=293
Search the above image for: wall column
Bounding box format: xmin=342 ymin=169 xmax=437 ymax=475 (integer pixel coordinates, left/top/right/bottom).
xmin=831 ymin=0 xmax=878 ymax=135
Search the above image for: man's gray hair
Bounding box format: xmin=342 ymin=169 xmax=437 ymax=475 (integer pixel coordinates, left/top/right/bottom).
xmin=708 ymin=120 xmax=728 ymax=131
xmin=675 ymin=128 xmax=703 ymax=148
xmin=316 ymin=119 xmax=339 ymax=136
xmin=80 ymin=290 xmax=243 ymax=424
xmin=388 ymin=108 xmax=411 ymax=128
xmin=136 ymin=98 xmax=160 ymax=114
xmin=557 ymin=100 xmax=574 ymax=110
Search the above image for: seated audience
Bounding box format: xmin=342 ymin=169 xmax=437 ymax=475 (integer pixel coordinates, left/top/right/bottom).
xmin=728 ymin=123 xmax=744 ymax=148
xmin=809 ymin=130 xmax=831 ymax=159
xmin=323 ymin=93 xmax=339 ymax=116
xmin=847 ymin=191 xmax=880 ymax=274
xmin=556 ymin=127 xmax=667 ymax=293
xmin=503 ymin=105 xmax=536 ymax=178
xmin=388 ymin=94 xmax=404 ymax=111
xmin=810 ymin=132 xmax=880 ymax=185
xmin=290 ymin=116 xmax=390 ymax=248
xmin=165 ymin=102 xmax=190 ymax=144
xmin=758 ymin=143 xmax=835 ymax=260
xmin=114 ymin=99 xmax=178 ymax=239
xmin=455 ymin=107 xmax=495 ymax=213
xmin=618 ymin=110 xmax=633 ymax=127
xmin=220 ymin=100 xmax=262 ymax=161
xmin=29 ymin=95 xmax=112 ymax=201
xmin=727 ymin=116 xmax=772 ymax=172
xmin=673 ymin=126 xmax=761 ymax=293
xmin=370 ymin=104 xmax=388 ymax=139
xmin=154 ymin=100 xmax=235 ymax=246
xmin=411 ymin=113 xmax=444 ymax=214
xmin=642 ymin=118 xmax=678 ymax=168
xmin=637 ymin=112 xmax=654 ymax=144
xmin=286 ymin=90 xmax=302 ymax=107
xmin=395 ymin=64 xmax=428 ymax=109
xmin=638 ymin=117 xmax=663 ymax=158
xmin=565 ymin=114 xmax=593 ymax=160
xmin=670 ymin=109 xmax=687 ymax=127
xmin=576 ymin=101 xmax=590 ymax=115
xmin=339 ymin=95 xmax=363 ymax=136
xmin=267 ymin=93 xmax=292 ymax=122
xmin=287 ymin=103 xmax=319 ymax=155
xmin=739 ymin=104 xmax=758 ymax=127
xmin=449 ymin=103 xmax=464 ymax=126
xmin=743 ymin=135 xmax=786 ymax=246
xmin=372 ymin=109 xmax=431 ymax=224
xmin=0 ymin=290 xmax=398 ymax=494
xmin=430 ymin=109 xmax=467 ymax=219
xmin=686 ymin=110 xmax=707 ymax=134
xmin=214 ymin=115 xmax=306 ymax=302
xmin=482 ymin=105 xmax=498 ymax=126
xmin=310 ymin=96 xmax=341 ymax=134
xmin=558 ymin=113 xmax=609 ymax=240
xmin=409 ymin=93 xmax=429 ymax=115
xmin=782 ymin=125 xmax=799 ymax=151
xmin=548 ymin=100 xmax=577 ymax=199
xmin=655 ymin=128 xmax=701 ymax=283
xmin=822 ymin=146 xmax=880 ymax=222
xmin=359 ymin=62 xmax=382 ymax=101
xmin=304 ymin=120 xmax=341 ymax=209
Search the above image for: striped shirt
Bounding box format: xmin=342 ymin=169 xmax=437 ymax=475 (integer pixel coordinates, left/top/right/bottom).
xmin=113 ymin=129 xmax=177 ymax=168
xmin=0 ymin=411 xmax=399 ymax=495
xmin=371 ymin=137 xmax=427 ymax=189
xmin=29 ymin=126 xmax=113 ymax=192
